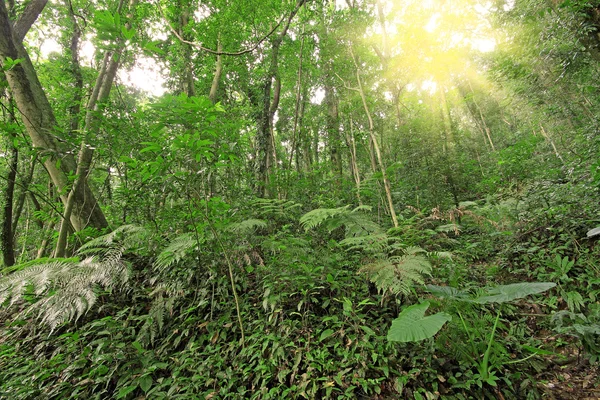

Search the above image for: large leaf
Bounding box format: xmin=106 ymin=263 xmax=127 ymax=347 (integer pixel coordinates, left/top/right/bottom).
xmin=472 ymin=282 xmax=556 ymax=304
xmin=426 ymin=284 xmax=470 ymax=300
xmin=387 ymin=301 xmax=452 ymax=343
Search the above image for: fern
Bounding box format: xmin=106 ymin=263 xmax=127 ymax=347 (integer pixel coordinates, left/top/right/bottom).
xmin=226 ymin=218 xmax=268 ymax=235
xmin=250 ymin=198 xmax=302 ymax=220
xmin=300 ymin=205 xmax=381 ymax=237
xmin=360 ymin=254 xmax=432 ymax=296
xmin=153 ymin=233 xmax=197 ymax=272
xmin=339 ymin=233 xmax=391 ymax=254
xmin=0 ymin=226 xmax=145 ymax=331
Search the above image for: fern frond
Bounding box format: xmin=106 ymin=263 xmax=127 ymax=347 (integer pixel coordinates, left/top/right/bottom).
xmin=78 ymin=224 xmax=148 ymax=254
xmin=261 ymin=235 xmax=310 ymax=256
xmin=300 ymin=206 xmax=350 ymax=231
xmin=339 ymin=234 xmax=390 ymax=254
xmin=154 ymin=233 xmax=197 ymax=272
xmin=301 ymin=206 xmax=382 ymax=237
xmin=250 ymin=198 xmax=302 ymax=219
xmin=0 ymin=226 xmax=141 ymax=330
xmin=227 ymin=219 xmax=268 ymax=235
xmin=360 ymin=254 xmax=432 ymax=296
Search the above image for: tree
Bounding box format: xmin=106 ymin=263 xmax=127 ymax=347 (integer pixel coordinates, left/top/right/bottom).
xmin=0 ymin=0 xmax=108 ymax=233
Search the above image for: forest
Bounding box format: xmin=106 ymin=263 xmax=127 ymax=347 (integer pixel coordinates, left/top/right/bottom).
xmin=0 ymin=0 xmax=599 ymax=398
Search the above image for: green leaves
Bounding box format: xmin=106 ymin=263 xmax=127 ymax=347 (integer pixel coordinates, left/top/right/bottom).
xmin=389 ymin=282 xmax=557 ymax=344
xmin=471 ymin=282 xmax=556 ymax=304
xmin=1 ymin=57 xmax=23 ymax=71
xmin=426 ymin=282 xmax=556 ymax=304
xmin=387 ymin=301 xmax=452 ymax=342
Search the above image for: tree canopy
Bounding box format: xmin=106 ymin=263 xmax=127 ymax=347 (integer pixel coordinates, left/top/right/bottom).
xmin=1 ymin=0 xmax=600 ymax=398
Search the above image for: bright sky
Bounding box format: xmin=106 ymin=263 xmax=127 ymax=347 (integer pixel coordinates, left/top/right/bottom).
xmin=40 ymin=38 xmax=167 ymax=97
xmin=38 ymin=0 xmax=501 ymax=98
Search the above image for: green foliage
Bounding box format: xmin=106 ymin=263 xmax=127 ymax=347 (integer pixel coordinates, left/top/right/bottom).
xmin=387 ymin=301 xmax=452 ymax=343
xmin=0 ymin=225 xmax=146 ymax=330
xmin=360 ymin=252 xmax=432 ymax=296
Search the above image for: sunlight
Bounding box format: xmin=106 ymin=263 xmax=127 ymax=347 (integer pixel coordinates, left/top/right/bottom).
xmin=377 ymin=0 xmax=497 ymax=99
xmin=424 ymin=13 xmax=441 ymax=33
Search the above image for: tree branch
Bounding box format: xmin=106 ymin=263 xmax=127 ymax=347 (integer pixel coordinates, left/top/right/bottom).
xmin=158 ymin=0 xmax=290 ymax=56
xmin=13 ymin=0 xmax=48 ymax=42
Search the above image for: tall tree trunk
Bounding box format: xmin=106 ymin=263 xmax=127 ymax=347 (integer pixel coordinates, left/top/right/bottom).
xmin=55 ymin=0 xmax=137 ymax=256
xmin=209 ymin=36 xmax=223 ymax=103
xmin=288 ymin=22 xmax=305 ymax=170
xmin=350 ymin=47 xmax=398 ymax=228
xmin=1 ymin=99 xmax=18 ymax=266
xmin=0 ymin=0 xmax=108 ymax=232
xmin=254 ymin=0 xmax=305 ymax=197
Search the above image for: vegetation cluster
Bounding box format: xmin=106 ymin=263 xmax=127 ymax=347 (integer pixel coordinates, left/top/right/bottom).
xmin=1 ymin=0 xmax=600 ymax=398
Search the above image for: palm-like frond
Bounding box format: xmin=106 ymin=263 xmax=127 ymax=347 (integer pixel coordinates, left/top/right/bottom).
xmin=339 ymin=234 xmax=391 ymax=254
xmin=359 ymin=254 xmax=432 ymax=296
xmin=300 ymin=205 xmax=382 ymax=237
xmin=0 ymin=226 xmax=142 ymax=331
xmin=250 ymin=198 xmax=302 ymax=220
xmin=226 ymin=218 xmax=268 ymax=235
xmin=153 ymin=233 xmax=197 ymax=272
xmin=300 ymin=206 xmax=350 ymax=231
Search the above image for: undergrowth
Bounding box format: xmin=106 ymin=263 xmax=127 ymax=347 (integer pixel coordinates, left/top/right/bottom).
xmin=0 ymin=188 xmax=599 ymax=399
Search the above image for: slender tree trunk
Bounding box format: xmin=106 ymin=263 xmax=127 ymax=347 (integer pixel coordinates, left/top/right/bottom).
xmin=350 ymin=47 xmax=398 ymax=228
xmin=255 ymin=0 xmax=306 ymax=197
xmin=288 ymin=22 xmax=305 ymax=170
xmin=1 ymin=101 xmax=18 ymax=266
xmin=343 ymin=114 xmax=362 ymax=205
xmin=209 ymin=36 xmax=223 ymax=103
xmin=55 ymin=0 xmax=137 ymax=256
xmin=466 ymin=80 xmax=495 ymax=151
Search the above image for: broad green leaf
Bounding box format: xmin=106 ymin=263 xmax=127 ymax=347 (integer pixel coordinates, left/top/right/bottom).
xmin=116 ymin=384 xmax=137 ymax=399
xmin=472 ymin=282 xmax=556 ymax=304
xmin=320 ymin=329 xmax=334 ymax=341
xmin=139 ymin=375 xmax=153 ymax=393
xmin=387 ymin=301 xmax=452 ymax=343
xmin=426 ymin=284 xmax=470 ymax=300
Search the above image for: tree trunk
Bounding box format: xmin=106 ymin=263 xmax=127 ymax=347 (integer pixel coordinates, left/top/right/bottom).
xmin=0 ymin=0 xmax=108 ymax=232
xmin=254 ymin=0 xmax=305 ymax=197
xmin=350 ymin=47 xmax=398 ymax=228
xmin=1 ymin=106 xmax=18 ymax=266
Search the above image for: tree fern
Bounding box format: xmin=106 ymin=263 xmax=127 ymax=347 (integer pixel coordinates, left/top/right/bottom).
xmin=300 ymin=205 xmax=381 ymax=237
xmin=0 ymin=226 xmax=145 ymax=331
xmin=360 ymin=254 xmax=432 ymax=296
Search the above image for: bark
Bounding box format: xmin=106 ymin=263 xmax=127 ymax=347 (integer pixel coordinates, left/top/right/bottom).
xmin=11 ymin=153 xmax=37 ymax=238
xmin=0 ymin=0 xmax=108 ymax=232
xmin=465 ymin=80 xmax=495 ymax=151
xmin=343 ymin=114 xmax=362 ymax=205
xmin=1 ymin=122 xmax=18 ymax=266
xmin=209 ymin=37 xmax=223 ymax=103
xmin=325 ymin=83 xmax=342 ymax=177
xmin=288 ymin=22 xmax=305 ymax=170
xmin=178 ymin=7 xmax=195 ymax=96
xmin=13 ymin=0 xmax=48 ymax=42
xmin=255 ymin=0 xmax=306 ymax=197
xmin=55 ymin=0 xmax=137 ymax=256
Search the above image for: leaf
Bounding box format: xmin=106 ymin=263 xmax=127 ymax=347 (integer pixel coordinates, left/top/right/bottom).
xmin=116 ymin=384 xmax=138 ymax=399
xmin=139 ymin=375 xmax=153 ymax=393
xmin=426 ymin=284 xmax=470 ymax=300
xmin=587 ymin=226 xmax=600 ymax=238
xmin=320 ymin=329 xmax=334 ymax=341
xmin=472 ymin=282 xmax=556 ymax=304
xmin=387 ymin=301 xmax=452 ymax=343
